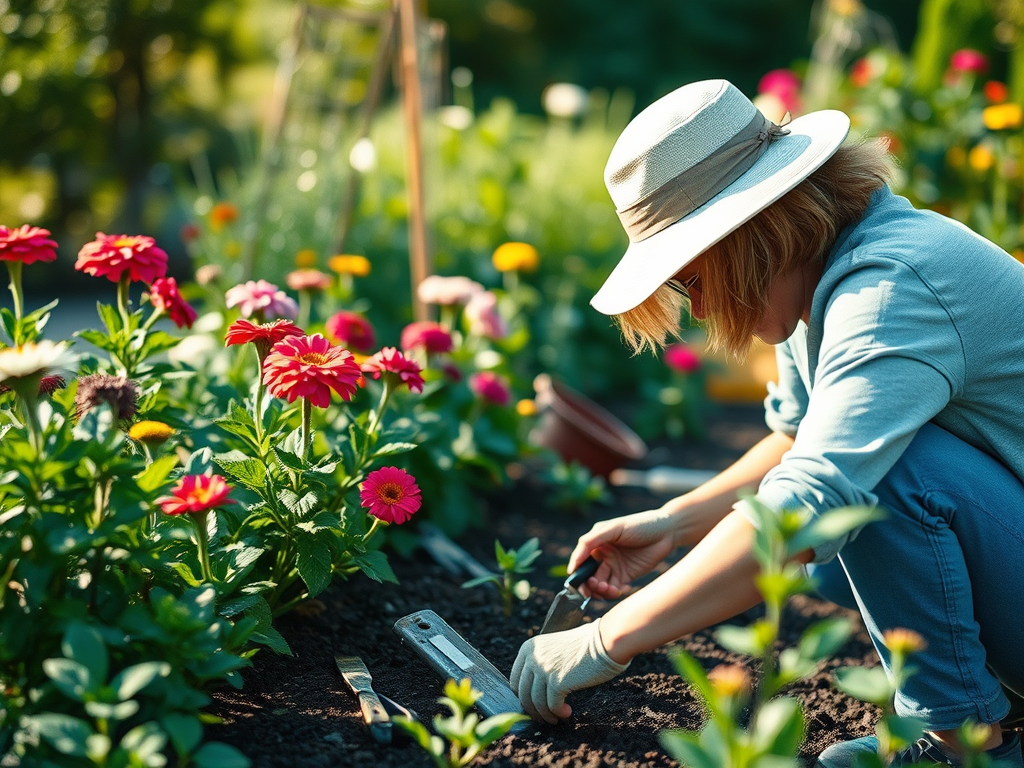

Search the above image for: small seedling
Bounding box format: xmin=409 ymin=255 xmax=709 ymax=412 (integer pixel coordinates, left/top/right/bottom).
xmin=462 ymin=538 xmax=541 ymax=616
xmin=393 ymin=678 xmax=528 ymax=768
xmin=540 ymin=460 xmax=612 ymax=514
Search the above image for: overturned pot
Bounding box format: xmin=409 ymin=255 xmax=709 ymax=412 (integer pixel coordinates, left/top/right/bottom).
xmin=530 ymin=373 xmax=649 ymax=479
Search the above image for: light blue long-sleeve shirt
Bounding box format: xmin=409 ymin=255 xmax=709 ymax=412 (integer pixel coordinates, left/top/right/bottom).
xmin=743 ymin=185 xmax=1024 ymax=562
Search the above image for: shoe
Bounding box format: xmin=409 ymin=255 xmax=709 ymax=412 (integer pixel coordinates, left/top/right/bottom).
xmin=815 ymin=731 xmax=1022 ymax=768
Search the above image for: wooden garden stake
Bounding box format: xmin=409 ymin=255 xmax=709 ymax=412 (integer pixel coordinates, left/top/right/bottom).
xmin=397 ymin=0 xmax=432 ymax=322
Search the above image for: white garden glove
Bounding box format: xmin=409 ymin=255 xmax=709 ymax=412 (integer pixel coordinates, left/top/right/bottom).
xmin=510 ymin=619 xmax=630 ymax=724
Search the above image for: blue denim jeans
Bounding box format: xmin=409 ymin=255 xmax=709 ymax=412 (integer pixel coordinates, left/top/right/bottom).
xmin=807 ymin=422 xmax=1024 ymax=730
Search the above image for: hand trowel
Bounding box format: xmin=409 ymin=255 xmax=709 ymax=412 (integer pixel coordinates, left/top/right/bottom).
xmin=538 ymin=556 xmax=601 ymax=635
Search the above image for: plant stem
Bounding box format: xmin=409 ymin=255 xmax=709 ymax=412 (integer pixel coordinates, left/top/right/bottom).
xmin=253 ymin=347 xmax=268 ymax=455
xmin=6 ymin=261 xmax=24 ymax=328
xmin=193 ymin=511 xmax=215 ymax=583
xmin=298 ymin=290 xmax=311 ymax=328
xmin=364 ymin=380 xmax=392 ymax=452
xmin=362 ymin=517 xmax=383 ymax=544
xmin=300 ymin=398 xmax=312 ymax=462
xmin=117 ymin=274 xmax=132 ymax=333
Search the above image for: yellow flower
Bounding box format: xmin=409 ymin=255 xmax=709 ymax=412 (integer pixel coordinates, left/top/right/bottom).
xmin=882 ymin=628 xmax=927 ymax=655
xmin=707 ymin=664 xmax=751 ymax=697
xmin=224 ymin=241 xmax=241 ymax=259
xmin=828 ymin=0 xmax=862 ymax=17
xmin=982 ymin=103 xmax=1023 ymax=131
xmin=968 ymin=145 xmax=994 ymax=172
xmin=515 ymin=398 xmax=537 ymax=416
xmin=128 ymin=420 xmax=175 ymax=444
xmin=295 ymin=248 xmax=318 ymax=268
xmin=492 ymin=242 xmax=540 ymax=273
xmin=328 ymin=254 xmax=371 ymax=277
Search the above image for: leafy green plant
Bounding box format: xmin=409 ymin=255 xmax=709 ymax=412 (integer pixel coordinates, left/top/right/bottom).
xmin=392 ymin=678 xmax=528 ymax=768
xmin=462 ymin=537 xmax=541 ymax=617
xmin=660 ymin=498 xmax=885 ymax=768
xmin=539 ymin=459 xmax=612 ymax=514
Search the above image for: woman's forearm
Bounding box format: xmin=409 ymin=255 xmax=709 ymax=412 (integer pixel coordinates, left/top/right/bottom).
xmin=664 ymin=430 xmax=795 ymax=547
xmin=598 ymin=509 xmax=764 ymax=664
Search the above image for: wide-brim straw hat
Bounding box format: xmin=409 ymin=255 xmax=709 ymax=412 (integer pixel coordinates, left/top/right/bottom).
xmin=591 ymin=79 xmax=850 ymax=316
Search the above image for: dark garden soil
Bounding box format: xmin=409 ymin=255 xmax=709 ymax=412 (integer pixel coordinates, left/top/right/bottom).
xmin=206 ymin=404 xmax=881 ymax=768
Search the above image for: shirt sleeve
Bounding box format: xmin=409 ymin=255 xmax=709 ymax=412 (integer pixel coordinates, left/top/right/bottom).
xmin=738 ymin=259 xmax=965 ymax=563
xmin=764 ymin=340 xmax=808 ymax=436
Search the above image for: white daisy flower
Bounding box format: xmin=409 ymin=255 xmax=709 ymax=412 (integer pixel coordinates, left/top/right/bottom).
xmin=0 ymin=340 xmax=74 ymax=384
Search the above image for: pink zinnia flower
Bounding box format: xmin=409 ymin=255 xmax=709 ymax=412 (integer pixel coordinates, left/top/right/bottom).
xmin=262 ymin=333 xmax=362 ymax=407
xmin=325 ymin=311 xmax=376 ymax=353
xmin=225 ymin=318 xmax=304 ymax=354
xmin=0 ymin=225 xmax=58 ymax=265
xmin=416 ymin=275 xmax=484 ymax=306
xmin=664 ymin=343 xmax=702 ymax=374
xmin=361 ymin=347 xmax=424 ymax=393
xmin=225 ymin=279 xmax=298 ymax=320
xmin=360 ymin=466 xmax=422 ymax=524
xmin=75 ymin=232 xmax=168 ymax=284
xmin=286 ymin=268 xmax=333 ymax=292
xmin=470 ymin=371 xmax=510 ymax=406
xmin=148 ymin=277 xmax=198 ymax=329
xmin=400 ymin=321 xmax=454 ymax=354
xmin=950 ymin=49 xmax=988 ymax=74
xmin=757 ymin=69 xmax=801 ymax=114
xmin=441 ymin=362 xmax=463 ymax=383
xmin=464 ymin=291 xmax=508 ymax=340
xmin=160 ymin=474 xmax=236 ymax=516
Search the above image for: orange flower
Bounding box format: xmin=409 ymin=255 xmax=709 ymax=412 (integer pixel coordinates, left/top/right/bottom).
xmin=208 ymin=202 xmax=239 ymax=232
xmin=262 ymin=333 xmax=362 ymax=408
xmin=328 ymin=254 xmax=371 ymax=277
xmin=983 ymin=80 xmax=1009 ymax=104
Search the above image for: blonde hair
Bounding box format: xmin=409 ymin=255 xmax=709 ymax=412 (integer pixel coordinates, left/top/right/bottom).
xmin=615 ymin=139 xmax=896 ymax=357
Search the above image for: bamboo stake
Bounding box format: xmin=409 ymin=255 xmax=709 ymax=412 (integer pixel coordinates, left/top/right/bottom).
xmin=397 ymin=0 xmax=432 ymax=322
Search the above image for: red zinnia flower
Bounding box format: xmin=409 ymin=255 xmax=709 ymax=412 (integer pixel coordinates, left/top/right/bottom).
xmin=984 ymin=80 xmax=1009 ymax=104
xmin=149 ymin=277 xmax=198 ymax=329
xmin=225 ymin=318 xmax=303 ymax=352
xmin=400 ymin=321 xmax=453 ymax=354
xmin=262 ymin=333 xmax=362 ymax=408
xmin=325 ymin=311 xmax=376 ymax=353
xmin=360 ymin=466 xmax=422 ymax=524
xmin=469 ymin=371 xmax=511 ymax=406
xmin=160 ymin=474 xmax=236 ymax=516
xmin=664 ymin=343 xmax=702 ymax=374
xmin=0 ymin=225 xmax=58 ymax=265
xmin=75 ymin=232 xmax=168 ymax=284
xmin=361 ymin=347 xmax=424 ymax=393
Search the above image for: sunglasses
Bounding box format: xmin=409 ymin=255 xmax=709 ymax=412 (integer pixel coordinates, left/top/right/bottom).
xmin=666 ymin=273 xmax=700 ymax=298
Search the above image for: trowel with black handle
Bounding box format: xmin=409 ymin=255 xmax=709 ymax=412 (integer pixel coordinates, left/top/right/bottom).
xmin=538 ymin=556 xmax=601 ymax=635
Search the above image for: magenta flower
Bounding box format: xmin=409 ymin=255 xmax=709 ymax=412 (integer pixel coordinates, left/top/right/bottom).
xmin=470 ymin=371 xmax=511 ymax=406
xmin=400 ymin=321 xmax=454 ymax=354
xmin=325 ymin=311 xmax=376 ymax=353
xmin=950 ymin=49 xmax=988 ymax=74
xmin=149 ymin=277 xmax=198 ymax=329
xmin=757 ymin=69 xmax=801 ymax=114
xmin=360 ymin=466 xmax=422 ymax=524
xmin=262 ymin=333 xmax=362 ymax=408
xmin=361 ymin=347 xmax=424 ymax=393
xmin=664 ymin=343 xmax=702 ymax=374
xmin=0 ymin=225 xmax=58 ymax=265
xmin=225 ymin=279 xmax=299 ymax=320
xmin=75 ymin=233 xmax=168 ymax=284
xmin=160 ymin=474 xmax=236 ymax=516
xmin=464 ymin=291 xmax=508 ymax=340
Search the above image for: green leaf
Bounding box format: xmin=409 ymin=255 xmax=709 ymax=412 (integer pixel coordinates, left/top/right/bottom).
xmin=29 ymin=713 xmax=93 ymax=757
xmin=192 ymin=741 xmax=252 ymax=768
xmin=392 ymin=716 xmax=438 ymax=754
xmin=161 ymin=713 xmax=203 ymax=755
xmin=834 ymin=665 xmax=893 ymax=706
xmin=474 ymin=712 xmax=530 ymax=747
xmin=170 ymin=561 xmax=202 ymax=587
xmin=751 ymin=697 xmax=805 ymax=755
xmin=97 ymin=301 xmax=123 ymax=336
xmin=111 ymin=661 xmax=171 ymax=700
xmin=62 ymin=623 xmax=108 ymax=686
xmin=667 ymin=649 xmax=715 ymax=704
xmin=75 ymin=328 xmax=117 ymax=352
xmin=0 ymin=307 xmax=16 ymax=343
xmin=877 ymin=714 xmax=927 ymax=749
xmin=135 ymin=454 xmax=180 ymax=494
xmin=295 ymin=535 xmax=333 ymax=597
xmin=462 ymin=575 xmax=498 ymax=589
xmin=272 ymin=447 xmax=306 ymax=473
xmin=42 ymin=658 xmax=94 ymax=701
xmin=351 ymin=550 xmax=397 ymax=584
xmin=119 ymin=722 xmax=167 ymax=759
xmin=84 ymin=700 xmax=139 ymax=720
xmin=139 ymin=330 xmax=181 ymax=358
xmin=789 ymin=506 xmax=887 ymax=555
xmin=714 ymin=625 xmax=767 ymax=658
xmin=371 ymin=441 xmax=418 ymax=458
xmin=216 ymin=451 xmax=267 ymax=491
xmin=798 ymin=617 xmax=853 ymax=662
xmin=659 ymin=730 xmax=717 ymax=768
xmin=278 ymin=488 xmax=319 ymax=518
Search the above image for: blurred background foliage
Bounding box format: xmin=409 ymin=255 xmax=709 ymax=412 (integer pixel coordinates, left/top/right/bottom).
xmin=1 ymin=0 xmax=1023 ymax=411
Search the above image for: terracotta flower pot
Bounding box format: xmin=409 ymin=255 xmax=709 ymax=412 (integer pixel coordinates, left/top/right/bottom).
xmin=530 ymin=373 xmax=648 ymax=478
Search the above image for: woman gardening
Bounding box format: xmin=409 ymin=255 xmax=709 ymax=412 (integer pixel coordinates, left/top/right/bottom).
xmin=511 ymin=79 xmax=1024 ymax=768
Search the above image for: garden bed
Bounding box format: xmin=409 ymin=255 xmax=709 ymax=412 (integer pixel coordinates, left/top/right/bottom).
xmin=205 ymin=404 xmax=881 ymax=767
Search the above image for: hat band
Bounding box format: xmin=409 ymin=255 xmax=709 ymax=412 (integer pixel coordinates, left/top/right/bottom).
xmin=616 ymin=112 xmax=790 ymax=243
